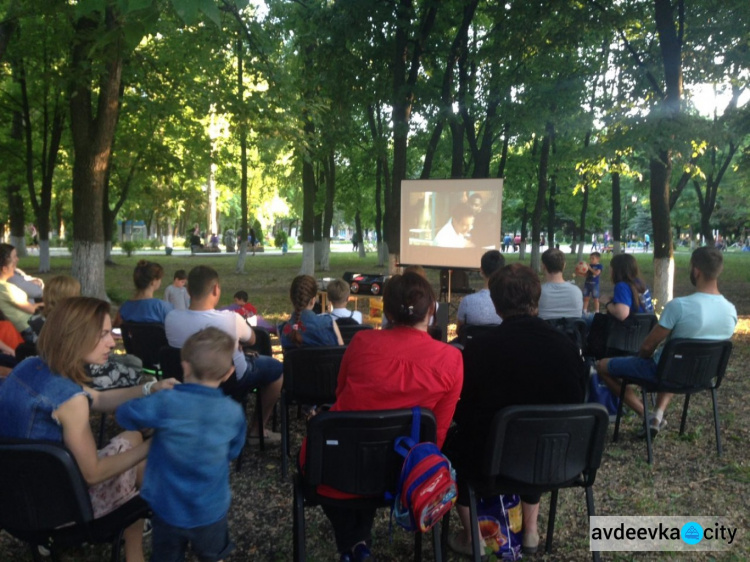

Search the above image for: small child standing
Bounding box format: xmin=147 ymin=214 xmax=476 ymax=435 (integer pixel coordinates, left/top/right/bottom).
xmin=116 ymin=327 xmax=246 ymax=562
xmin=582 ymin=252 xmax=603 ymax=313
xmin=326 ymin=278 xmax=362 ymax=325
xmin=163 ymin=270 xmax=190 ymax=310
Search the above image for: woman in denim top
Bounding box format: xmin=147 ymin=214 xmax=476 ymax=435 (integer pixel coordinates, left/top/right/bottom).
xmin=0 ymin=297 xmax=177 ymax=561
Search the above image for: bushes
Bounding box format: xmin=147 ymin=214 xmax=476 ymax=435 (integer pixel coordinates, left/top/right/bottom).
xmin=119 ymin=239 xmax=144 ymax=257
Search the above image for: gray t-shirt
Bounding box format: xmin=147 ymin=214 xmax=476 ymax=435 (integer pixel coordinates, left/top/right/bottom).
xmin=538 ymin=282 xmax=584 ymax=320
xmin=163 ymin=284 xmax=190 ymax=310
xmin=457 ymin=289 xmax=502 ymax=326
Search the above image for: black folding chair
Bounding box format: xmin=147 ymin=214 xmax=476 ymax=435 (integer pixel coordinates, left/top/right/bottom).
xmin=604 ymin=313 xmax=657 ymax=357
xmin=613 ymin=338 xmax=733 ymax=464
xmin=0 ymin=440 xmax=149 ymax=562
xmin=443 ymin=404 xmax=609 ymax=562
xmin=120 ymin=322 xmax=168 ymax=371
xmin=281 ymin=346 xmax=347 ymax=478
xmin=337 ymin=323 xmax=373 ymax=345
xmin=293 ymin=408 xmax=443 ymax=562
xmin=545 ymin=317 xmax=588 ymax=352
xmin=458 ymin=324 xmax=500 ymax=347
xmin=245 ymin=326 xmax=273 ymax=356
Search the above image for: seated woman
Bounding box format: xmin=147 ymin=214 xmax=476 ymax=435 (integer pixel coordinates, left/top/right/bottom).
xmin=0 ymin=296 xmax=178 ymax=561
xmin=445 ymin=264 xmax=587 ymax=556
xmin=114 ymin=260 xmax=173 ymax=326
xmin=300 ymin=272 xmax=463 ymax=561
xmin=279 ymin=275 xmax=343 ymax=349
xmin=604 ymin=253 xmax=654 ymax=320
xmin=0 ymin=243 xmax=41 ymax=339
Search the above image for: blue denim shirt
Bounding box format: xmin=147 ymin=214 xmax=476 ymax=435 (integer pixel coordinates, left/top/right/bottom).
xmin=0 ymin=357 xmax=89 ymax=442
xmin=116 ymin=384 xmax=246 ymax=528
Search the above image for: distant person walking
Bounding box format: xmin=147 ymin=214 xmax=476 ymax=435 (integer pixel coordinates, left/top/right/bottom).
xmin=591 ymin=233 xmax=599 ymax=251
xmin=643 ymin=233 xmax=650 ymax=252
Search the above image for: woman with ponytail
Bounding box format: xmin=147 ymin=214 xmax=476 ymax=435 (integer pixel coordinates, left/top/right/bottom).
xmin=279 ymin=275 xmax=343 ymax=349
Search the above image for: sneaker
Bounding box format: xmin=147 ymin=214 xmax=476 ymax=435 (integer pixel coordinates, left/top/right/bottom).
xmin=143 ymin=518 xmax=153 ymax=537
xmin=638 ymin=417 xmax=667 ymax=439
xmin=353 ymin=543 xmax=373 ymax=561
xmin=339 ymin=552 xmax=354 ymax=562
xmin=522 ymin=530 xmax=540 ymax=554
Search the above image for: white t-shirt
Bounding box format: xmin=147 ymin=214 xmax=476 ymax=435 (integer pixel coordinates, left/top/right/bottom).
xmin=433 ymin=220 xmax=470 ymax=248
xmin=165 ymin=309 xmax=252 ymax=377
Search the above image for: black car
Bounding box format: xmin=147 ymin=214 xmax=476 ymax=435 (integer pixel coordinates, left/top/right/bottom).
xmin=342 ymin=272 xmax=390 ymax=295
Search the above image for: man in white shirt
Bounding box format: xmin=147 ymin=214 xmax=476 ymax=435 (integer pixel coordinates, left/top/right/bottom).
xmin=165 ymin=265 xmax=283 ymax=443
xmin=456 ymin=250 xmax=504 ymax=338
xmin=538 ymin=248 xmax=583 ymax=320
xmin=433 ymin=203 xmax=475 ymax=248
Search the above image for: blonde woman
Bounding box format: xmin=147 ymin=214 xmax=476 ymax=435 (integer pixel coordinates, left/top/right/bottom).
xmin=0 ymin=297 xmax=179 ymax=561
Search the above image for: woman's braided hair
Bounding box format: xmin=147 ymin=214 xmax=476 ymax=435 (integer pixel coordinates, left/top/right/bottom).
xmin=287 ymin=275 xmax=318 ymax=346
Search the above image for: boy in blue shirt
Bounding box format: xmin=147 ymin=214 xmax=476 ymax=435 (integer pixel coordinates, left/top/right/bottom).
xmin=117 ymin=327 xmax=246 ymax=562
xmin=582 ymin=252 xmax=603 ymax=313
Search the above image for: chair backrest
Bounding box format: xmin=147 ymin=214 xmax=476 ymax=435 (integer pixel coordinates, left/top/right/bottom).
xmin=337 ymin=323 xmax=374 ymax=345
xmin=0 ymin=440 xmax=93 ymax=533
xmin=605 ymin=313 xmax=657 ymax=356
xmin=545 ymin=317 xmax=588 ymax=351
xmin=158 ymin=345 xmax=184 ymax=382
xmin=460 ymin=323 xmax=500 ymax=346
xmin=283 ymin=346 xmax=346 ymax=405
xmin=483 ymin=404 xmax=609 ymax=489
xmin=303 ymin=408 xmax=437 ymax=496
xmin=655 ymin=338 xmax=733 ymax=390
xmin=120 ymin=322 xmax=169 ymax=370
xmin=246 ymin=327 xmax=273 ymax=356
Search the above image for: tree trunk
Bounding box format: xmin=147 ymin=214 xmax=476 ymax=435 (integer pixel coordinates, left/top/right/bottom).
xmin=530 ymin=123 xmax=553 ymax=272
xmin=611 ymin=170 xmax=622 ymax=254
xmin=7 ymin=111 xmax=26 ymax=256
xmin=320 ymin=151 xmax=335 ymax=271
xmin=69 ymin=10 xmax=123 ymax=299
xmin=578 ymin=184 xmax=590 ymax=263
xmin=236 ymin=38 xmax=249 ymax=274
xmin=355 ymin=211 xmax=366 ymax=258
xmin=547 ymin=174 xmax=557 ymax=248
xmin=649 ymin=0 xmax=683 ymax=311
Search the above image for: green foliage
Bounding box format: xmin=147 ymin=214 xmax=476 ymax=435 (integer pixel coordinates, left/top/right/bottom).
xmin=119 ymin=239 xmax=144 ymax=257
xmin=146 ymin=238 xmax=162 ymax=250
xmin=273 ymin=230 xmax=288 ymax=249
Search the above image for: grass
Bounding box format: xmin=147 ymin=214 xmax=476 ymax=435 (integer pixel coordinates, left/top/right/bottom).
xmin=2 ymin=247 xmax=750 ymax=561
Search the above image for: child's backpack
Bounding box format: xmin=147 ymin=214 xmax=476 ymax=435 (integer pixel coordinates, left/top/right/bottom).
xmin=389 ymin=407 xmax=457 ymax=532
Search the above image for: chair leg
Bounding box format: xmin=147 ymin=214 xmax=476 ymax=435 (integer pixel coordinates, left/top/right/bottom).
xmin=467 ymin=486 xmax=482 ymax=562
xmin=642 ymin=387 xmax=653 ymax=464
xmin=711 ymin=389 xmax=722 ymax=457
xmin=440 ymin=507 xmax=451 ymax=561
xmin=256 ymin=391 xmax=265 ymax=452
xmin=546 ymin=489 xmax=558 ymax=554
xmin=432 ymin=517 xmax=443 ymax=562
xmin=414 ymin=528 xmax=423 ymax=562
xmin=292 ymin=475 xmax=306 ymax=562
xmin=281 ymin=394 xmax=289 ymax=479
xmin=585 ymin=486 xmax=600 ymax=562
xmin=680 ymin=394 xmax=691 ymax=435
xmin=613 ymin=384 xmax=627 ymax=442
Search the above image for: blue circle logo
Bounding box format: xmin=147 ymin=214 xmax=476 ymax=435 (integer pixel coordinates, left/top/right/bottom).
xmin=681 ymin=522 xmax=703 ymax=545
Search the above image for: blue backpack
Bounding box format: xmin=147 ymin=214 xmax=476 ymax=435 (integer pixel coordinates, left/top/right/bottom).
xmin=389 ymin=407 xmax=457 ymax=532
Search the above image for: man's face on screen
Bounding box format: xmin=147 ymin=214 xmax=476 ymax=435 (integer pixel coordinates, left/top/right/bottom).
xmin=453 ymin=215 xmax=474 ymax=235
xmin=469 ymin=196 xmax=483 ymax=215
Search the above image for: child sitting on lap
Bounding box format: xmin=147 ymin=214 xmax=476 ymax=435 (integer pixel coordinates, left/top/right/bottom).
xmin=116 ymin=327 xmax=246 ymax=562
xmin=222 ymin=290 xmax=276 ymax=334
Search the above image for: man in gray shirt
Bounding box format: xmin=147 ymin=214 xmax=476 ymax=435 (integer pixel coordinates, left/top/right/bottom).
xmin=538 ymin=248 xmax=583 ymax=320
xmin=456 ymin=250 xmax=505 ymax=333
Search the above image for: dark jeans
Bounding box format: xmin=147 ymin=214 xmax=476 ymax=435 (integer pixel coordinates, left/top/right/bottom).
xmin=150 ymin=514 xmax=234 ymax=562
xmin=322 ymin=505 xmax=376 ymax=554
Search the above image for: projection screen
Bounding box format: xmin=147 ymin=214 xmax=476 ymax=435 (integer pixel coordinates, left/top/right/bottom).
xmin=399 ymin=178 xmax=503 ymax=269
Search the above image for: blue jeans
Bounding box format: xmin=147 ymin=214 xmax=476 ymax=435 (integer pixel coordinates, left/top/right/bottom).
xmin=222 ymin=354 xmax=283 ymax=395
